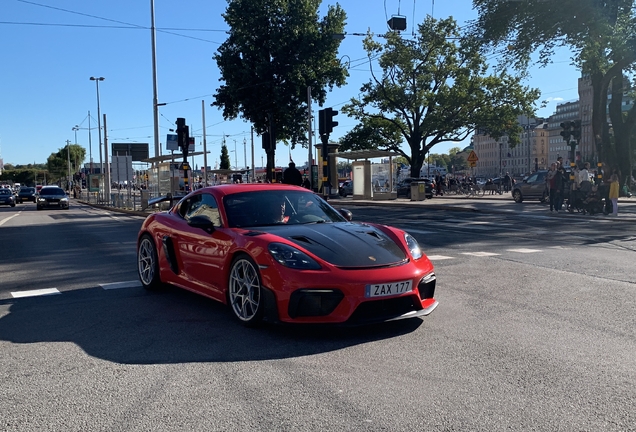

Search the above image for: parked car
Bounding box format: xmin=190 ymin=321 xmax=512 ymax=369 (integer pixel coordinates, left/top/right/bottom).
xmin=339 ymin=180 xmax=353 ymax=197
xmin=136 ymin=184 xmax=438 ymax=326
xmin=17 ymin=187 xmax=36 ymax=203
xmin=397 ymin=178 xmax=434 ymax=199
xmin=36 ymin=186 xmax=70 ymax=210
xmin=0 ymin=188 xmax=16 ymax=207
xmin=511 ymin=170 xmax=549 ymax=203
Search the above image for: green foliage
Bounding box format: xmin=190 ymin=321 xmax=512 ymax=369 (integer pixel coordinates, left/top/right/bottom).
xmin=213 ymin=0 xmax=347 ymax=150
xmin=45 ymin=144 xmax=86 ymax=182
xmin=343 ymin=17 xmax=539 ymax=178
xmin=220 ymin=144 xmax=231 ymax=170
xmin=338 ymin=116 xmax=403 ymax=152
xmin=472 ymin=0 xmax=636 ymax=178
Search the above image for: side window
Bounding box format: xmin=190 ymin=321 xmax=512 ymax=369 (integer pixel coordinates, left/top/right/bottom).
xmin=178 ymin=195 xmax=201 ymax=219
xmin=186 ymin=193 xmax=221 ymax=227
xmin=527 ymin=174 xmax=538 ymax=183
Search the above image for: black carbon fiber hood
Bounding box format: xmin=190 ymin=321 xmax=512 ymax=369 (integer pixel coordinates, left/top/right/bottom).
xmin=260 ymin=222 xmax=407 ymax=267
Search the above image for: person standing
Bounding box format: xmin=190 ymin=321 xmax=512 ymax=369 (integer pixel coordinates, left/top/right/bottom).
xmin=555 ymin=160 xmax=567 ymax=211
xmin=504 ymin=172 xmax=511 ymax=193
xmin=282 ymin=162 xmax=303 ymax=186
xmin=546 ymin=163 xmax=558 ymax=212
xmin=609 ymin=173 xmax=619 ymax=216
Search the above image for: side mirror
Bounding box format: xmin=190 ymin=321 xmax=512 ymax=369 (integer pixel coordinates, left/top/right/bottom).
xmin=187 ymin=215 xmax=215 ymax=232
xmin=523 ymin=179 xmax=528 ymax=183
xmin=338 ymin=208 xmax=353 ymax=221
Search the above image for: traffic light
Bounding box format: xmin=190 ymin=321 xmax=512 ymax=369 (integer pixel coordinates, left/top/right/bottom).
xmin=176 ymin=118 xmax=186 ymax=149
xmin=318 ymin=107 xmax=338 ymax=136
xmin=572 ymin=120 xmax=581 ymax=140
xmin=559 ymin=121 xmax=572 ymax=142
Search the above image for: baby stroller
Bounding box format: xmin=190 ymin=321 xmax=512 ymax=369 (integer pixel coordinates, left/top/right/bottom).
xmin=567 ymin=181 xmax=604 ymax=215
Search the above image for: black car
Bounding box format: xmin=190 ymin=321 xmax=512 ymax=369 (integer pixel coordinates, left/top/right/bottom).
xmin=339 ymin=180 xmax=353 ymax=197
xmin=397 ymin=178 xmax=434 ymax=199
xmin=0 ymin=188 xmax=16 ymax=207
xmin=37 ymin=186 xmax=70 ymax=210
xmin=17 ymin=187 xmax=36 ymax=203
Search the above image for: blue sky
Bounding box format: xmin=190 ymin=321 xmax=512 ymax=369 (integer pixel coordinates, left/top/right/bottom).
xmin=0 ymin=0 xmax=579 ymax=170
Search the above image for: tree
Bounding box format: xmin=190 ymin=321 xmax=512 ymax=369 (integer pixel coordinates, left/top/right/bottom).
xmin=342 ymin=17 xmax=539 ymax=178
xmin=46 ymin=144 xmax=86 ymax=183
xmin=220 ymin=144 xmax=231 ymax=170
xmin=213 ymin=0 xmax=347 ymax=180
xmin=472 ymin=0 xmax=636 ymax=182
xmin=338 ymin=116 xmax=403 ymax=152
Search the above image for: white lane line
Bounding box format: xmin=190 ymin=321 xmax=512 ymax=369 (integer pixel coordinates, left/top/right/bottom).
xmin=405 ymin=228 xmax=435 ymax=235
xmin=11 ymin=288 xmax=61 ymax=298
xmin=100 ymin=281 xmax=142 ymax=290
xmin=427 ymin=255 xmax=454 ymax=260
xmin=460 ymin=252 xmax=501 ymax=257
xmin=507 ymin=248 xmax=542 ymax=254
xmin=0 ymin=212 xmax=21 ymax=227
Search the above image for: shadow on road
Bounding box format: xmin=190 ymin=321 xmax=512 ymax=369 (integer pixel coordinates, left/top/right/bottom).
xmin=0 ymin=284 xmax=423 ymax=364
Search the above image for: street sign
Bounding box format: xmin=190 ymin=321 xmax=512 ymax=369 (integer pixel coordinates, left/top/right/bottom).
xmin=166 ymin=134 xmax=178 ymax=151
xmin=467 ymin=151 xmax=478 ymax=162
xmin=469 ymin=161 xmax=477 ymax=168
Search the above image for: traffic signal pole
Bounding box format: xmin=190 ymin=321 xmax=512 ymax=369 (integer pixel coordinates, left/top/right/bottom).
xmin=318 ymin=107 xmax=338 ymax=198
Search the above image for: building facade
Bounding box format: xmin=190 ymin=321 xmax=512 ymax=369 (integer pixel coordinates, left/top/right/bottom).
xmin=472 ymin=116 xmax=547 ymax=178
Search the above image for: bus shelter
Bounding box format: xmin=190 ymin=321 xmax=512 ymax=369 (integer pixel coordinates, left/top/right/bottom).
xmin=336 ymin=150 xmax=400 ymax=200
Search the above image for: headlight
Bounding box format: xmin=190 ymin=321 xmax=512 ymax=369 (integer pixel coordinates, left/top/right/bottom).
xmin=404 ymin=233 xmax=422 ymax=260
xmin=268 ymin=243 xmax=321 ymax=270
xmin=60 ymin=197 xmax=69 ymax=202
xmin=38 ymin=198 xmax=46 ymax=202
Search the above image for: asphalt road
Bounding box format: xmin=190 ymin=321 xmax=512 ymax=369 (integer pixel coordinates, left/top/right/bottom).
xmin=0 ymin=200 xmax=634 ymax=431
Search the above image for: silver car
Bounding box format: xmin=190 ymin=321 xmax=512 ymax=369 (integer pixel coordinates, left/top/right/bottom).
xmin=511 ymin=170 xmax=549 ymax=203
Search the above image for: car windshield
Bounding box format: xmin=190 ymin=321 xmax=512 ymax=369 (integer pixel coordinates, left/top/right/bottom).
xmin=0 ymin=189 xmax=10 ymax=195
xmin=223 ymin=190 xmax=346 ymax=228
xmin=20 ymin=188 xmax=35 ymax=193
xmin=40 ymin=188 xmax=65 ymax=196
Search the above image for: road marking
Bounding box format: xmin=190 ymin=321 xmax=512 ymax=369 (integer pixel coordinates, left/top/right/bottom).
xmin=507 ymin=248 xmax=542 ymax=253
xmin=0 ymin=212 xmax=21 ymax=227
xmin=11 ymin=288 xmax=61 ymax=298
xmin=461 ymin=252 xmax=500 ymax=257
xmin=100 ymin=281 xmax=142 ymax=290
xmin=427 ymin=255 xmax=454 ymax=260
xmin=405 ymin=228 xmax=435 ymax=235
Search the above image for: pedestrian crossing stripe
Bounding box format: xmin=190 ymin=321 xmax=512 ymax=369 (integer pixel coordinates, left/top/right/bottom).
xmin=427 ymin=255 xmax=454 ymax=260
xmin=460 ymin=252 xmax=500 ymax=257
xmin=100 ymin=281 xmax=142 ymax=290
xmin=506 ymin=248 xmax=542 ymax=253
xmin=11 ymin=288 xmax=61 ymax=298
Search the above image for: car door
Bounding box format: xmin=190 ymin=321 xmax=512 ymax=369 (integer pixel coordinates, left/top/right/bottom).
xmin=525 ymin=172 xmax=546 ymax=198
xmin=175 ymin=193 xmax=229 ymax=299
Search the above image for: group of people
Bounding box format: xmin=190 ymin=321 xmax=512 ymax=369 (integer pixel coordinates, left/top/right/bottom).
xmin=546 ymin=158 xmax=621 ymax=216
xmin=282 ymin=162 xmax=311 ymax=189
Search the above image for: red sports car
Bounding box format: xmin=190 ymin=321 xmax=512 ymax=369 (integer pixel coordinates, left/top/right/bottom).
xmin=137 ymin=184 xmax=438 ymax=326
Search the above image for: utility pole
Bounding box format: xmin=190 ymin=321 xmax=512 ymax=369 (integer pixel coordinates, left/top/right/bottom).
xmin=307 ymin=86 xmax=313 ymax=190
xmin=103 ymin=114 xmax=111 ymax=199
xmin=202 ymin=100 xmax=208 ymax=186
xmin=66 ymin=140 xmax=72 ymax=191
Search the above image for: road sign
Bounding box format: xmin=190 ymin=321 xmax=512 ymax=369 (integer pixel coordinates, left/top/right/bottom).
xmin=166 ymin=134 xmax=178 ymax=151
xmin=469 ymin=161 xmax=477 ymax=168
xmin=467 ymin=151 xmax=478 ymax=162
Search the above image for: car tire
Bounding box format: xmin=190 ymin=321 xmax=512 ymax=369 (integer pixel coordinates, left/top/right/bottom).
xmin=137 ymin=234 xmax=163 ymax=291
xmin=10 ymin=203 xmax=16 ymax=208
xmin=228 ymin=254 xmax=264 ymax=327
xmin=540 ymin=190 xmax=549 ymax=203
xmin=36 ymin=205 xmax=42 ymax=210
xmin=512 ymin=190 xmax=523 ymax=203
xmin=406 ymin=190 xmax=411 ymax=199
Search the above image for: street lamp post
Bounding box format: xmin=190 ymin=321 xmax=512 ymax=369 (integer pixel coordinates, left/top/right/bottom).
xmin=90 ymin=77 xmax=105 ymax=185
xmin=72 ymin=125 xmax=79 ymax=185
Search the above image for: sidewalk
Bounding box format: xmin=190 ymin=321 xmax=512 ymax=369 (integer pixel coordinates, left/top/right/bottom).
xmin=334 ymin=191 xmax=636 ymax=223
xmin=76 ymin=191 xmax=636 ymax=223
